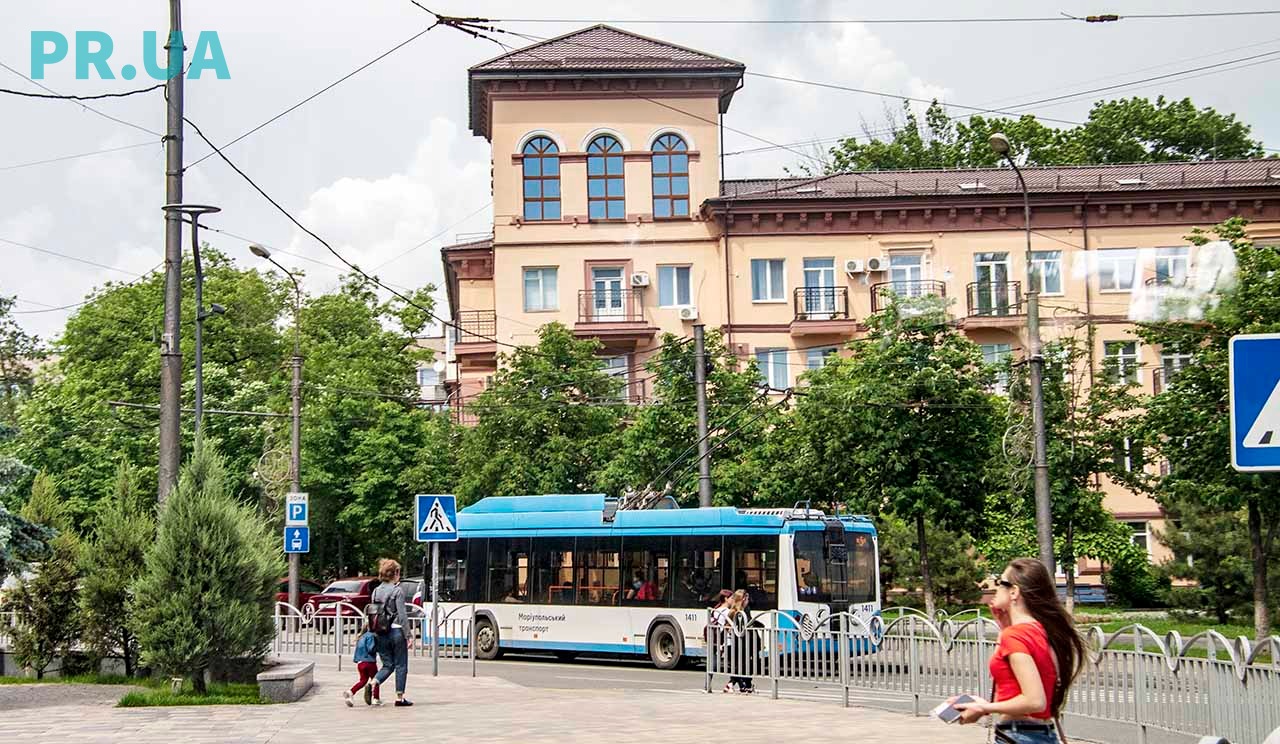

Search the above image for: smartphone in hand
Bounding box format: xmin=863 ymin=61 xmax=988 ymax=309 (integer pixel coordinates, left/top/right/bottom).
xmin=931 ymin=695 xmax=975 ymax=723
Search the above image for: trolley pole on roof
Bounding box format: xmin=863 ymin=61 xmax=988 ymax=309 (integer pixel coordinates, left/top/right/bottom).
xmin=694 ymin=324 xmax=712 ymax=508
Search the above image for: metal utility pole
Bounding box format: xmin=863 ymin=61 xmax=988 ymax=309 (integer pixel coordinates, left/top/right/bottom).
xmin=250 ymin=244 xmax=304 ymax=608
xmin=990 ymin=133 xmax=1055 ymax=576
xmin=162 ymin=204 xmax=221 ymax=438
xmin=158 ymin=0 xmax=185 ymax=503
xmin=693 ymin=324 xmax=712 ymax=508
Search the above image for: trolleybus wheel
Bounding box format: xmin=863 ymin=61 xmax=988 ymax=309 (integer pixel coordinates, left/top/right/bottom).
xmin=475 ymin=618 xmax=503 ymax=660
xmin=648 ymin=623 xmax=682 ymax=670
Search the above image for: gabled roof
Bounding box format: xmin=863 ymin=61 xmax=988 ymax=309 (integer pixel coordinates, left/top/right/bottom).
xmin=467 ymin=25 xmax=745 ymax=139
xmin=469 ymin=24 xmax=744 ymax=73
xmin=716 ymin=159 xmax=1280 ymax=202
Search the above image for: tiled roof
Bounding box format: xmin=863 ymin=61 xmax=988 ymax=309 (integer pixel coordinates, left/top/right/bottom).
xmin=718 ymin=159 xmax=1280 ymax=201
xmin=469 ymin=25 xmax=744 ymax=72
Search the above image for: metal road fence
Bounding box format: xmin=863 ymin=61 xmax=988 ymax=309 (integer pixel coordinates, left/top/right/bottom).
xmin=271 ymin=602 xmax=475 ymax=676
xmin=706 ymin=608 xmax=1280 ymax=744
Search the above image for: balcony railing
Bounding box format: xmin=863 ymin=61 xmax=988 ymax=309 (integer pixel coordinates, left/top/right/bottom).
xmin=578 ymin=288 xmax=645 ymax=323
xmin=1144 ymin=273 xmax=1191 ymax=288
xmin=454 ymin=310 xmax=496 ymax=343
xmin=870 ymin=280 xmax=947 ymax=314
xmin=793 ymin=286 xmax=850 ymax=321
xmin=966 ymin=281 xmax=1023 ymax=318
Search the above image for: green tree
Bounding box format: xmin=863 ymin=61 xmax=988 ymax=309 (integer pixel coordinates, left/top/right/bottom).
xmin=876 ymin=513 xmax=985 ymax=610
xmin=290 ymin=277 xmax=447 ymax=575
xmin=1129 ymin=218 xmax=1280 ymax=638
xmin=769 ymin=297 xmax=998 ymax=616
xmin=0 ymin=295 xmax=43 ymax=432
xmin=598 ymin=331 xmax=778 ymax=507
xmin=4 ymin=248 xmax=290 ymax=525
xmin=6 ymin=473 xmax=80 ymax=678
xmin=131 ymin=444 xmax=283 ymax=693
xmin=80 ymin=462 xmax=153 ymax=676
xmin=457 ymin=323 xmax=622 ymax=506
xmin=826 ymin=96 xmax=1264 ymax=173
xmin=0 ymin=501 xmax=51 ymax=585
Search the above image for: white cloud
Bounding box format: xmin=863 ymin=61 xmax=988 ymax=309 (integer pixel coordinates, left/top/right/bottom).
xmin=285 ymin=116 xmax=491 ymax=301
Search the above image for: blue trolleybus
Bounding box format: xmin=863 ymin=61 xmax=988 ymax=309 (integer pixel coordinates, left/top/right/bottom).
xmin=429 ymin=494 xmax=879 ymax=668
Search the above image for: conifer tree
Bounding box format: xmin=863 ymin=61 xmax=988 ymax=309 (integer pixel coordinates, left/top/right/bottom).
xmin=131 ymin=444 xmax=282 ymax=693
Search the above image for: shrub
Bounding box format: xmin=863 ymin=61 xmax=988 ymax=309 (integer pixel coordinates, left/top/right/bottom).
xmin=130 ymin=444 xmax=283 ymax=693
xmin=1104 ymin=546 xmax=1169 ymax=608
xmin=80 ymin=463 xmax=153 ymax=677
xmin=6 ymin=473 xmax=81 ymax=679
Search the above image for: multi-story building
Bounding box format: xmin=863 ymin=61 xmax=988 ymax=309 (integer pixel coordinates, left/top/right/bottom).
xmin=442 ymin=25 xmax=1280 ymax=574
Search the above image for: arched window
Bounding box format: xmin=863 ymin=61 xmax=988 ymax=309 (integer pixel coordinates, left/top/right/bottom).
xmin=652 ymin=134 xmax=689 ymax=218
xmin=522 ymin=136 xmax=560 ymax=221
xmin=587 ymin=135 xmax=625 ymax=220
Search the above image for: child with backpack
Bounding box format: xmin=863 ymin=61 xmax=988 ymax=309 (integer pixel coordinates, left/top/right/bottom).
xmin=343 ymin=620 xmax=381 ymax=707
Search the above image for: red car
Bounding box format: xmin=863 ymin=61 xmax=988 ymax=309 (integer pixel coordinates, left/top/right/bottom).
xmin=306 ymin=576 xmax=381 ymax=630
xmin=274 ymin=578 xmax=325 ymax=610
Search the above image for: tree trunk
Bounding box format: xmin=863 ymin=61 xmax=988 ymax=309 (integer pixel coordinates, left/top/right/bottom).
xmin=916 ymin=513 xmax=936 ymax=619
xmin=191 ymin=668 xmax=207 ymax=695
xmin=1064 ymin=519 xmax=1076 ymax=616
xmin=1247 ymin=499 xmax=1272 ymax=641
xmin=122 ymin=630 xmax=134 ymax=678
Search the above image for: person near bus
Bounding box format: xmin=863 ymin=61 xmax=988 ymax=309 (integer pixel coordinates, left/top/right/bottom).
xmin=948 ymin=558 xmax=1085 ymax=743
xmin=370 ymin=558 xmax=414 ymax=707
xmin=715 ymin=590 xmax=754 ymax=694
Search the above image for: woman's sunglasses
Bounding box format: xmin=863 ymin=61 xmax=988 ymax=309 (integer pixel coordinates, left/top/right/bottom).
xmin=989 ymin=576 xmax=1015 ymax=589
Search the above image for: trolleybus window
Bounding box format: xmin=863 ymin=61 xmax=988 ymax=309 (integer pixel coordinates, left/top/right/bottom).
xmin=794 ymin=530 xmax=876 ymax=605
xmin=532 ymin=537 xmax=576 ymax=605
xmin=726 ymin=534 xmax=778 ymax=610
xmin=488 ymin=538 xmax=530 ymax=603
xmin=622 ymin=536 xmax=671 ymax=606
xmin=672 ymin=535 xmax=722 ymax=608
xmin=575 ymin=537 xmax=621 ymax=606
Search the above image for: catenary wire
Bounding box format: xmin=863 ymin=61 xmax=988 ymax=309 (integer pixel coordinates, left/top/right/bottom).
xmin=0 ymin=60 xmax=161 ymax=137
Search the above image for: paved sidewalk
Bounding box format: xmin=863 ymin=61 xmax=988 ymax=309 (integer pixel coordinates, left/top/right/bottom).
xmin=2 ymin=661 xmax=988 ymax=743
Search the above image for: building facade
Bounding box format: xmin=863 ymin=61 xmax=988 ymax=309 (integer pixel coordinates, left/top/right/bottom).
xmin=443 ymin=25 xmax=1280 ymax=573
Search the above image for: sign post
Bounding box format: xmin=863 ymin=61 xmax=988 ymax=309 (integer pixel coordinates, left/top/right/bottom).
xmin=283 ymin=492 xmax=309 ymax=605
xmin=1229 ymin=334 xmax=1280 ymax=471
xmin=414 ymin=494 xmax=458 ymax=677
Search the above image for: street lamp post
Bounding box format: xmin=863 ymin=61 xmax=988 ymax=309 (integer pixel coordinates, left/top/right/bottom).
xmin=988 ymin=134 xmax=1055 ymax=577
xmin=250 ymin=244 xmax=304 ymax=609
xmin=162 ymin=204 xmax=222 ymax=438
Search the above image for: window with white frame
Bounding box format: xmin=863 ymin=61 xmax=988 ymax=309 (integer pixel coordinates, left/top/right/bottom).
xmin=889 ymin=254 xmax=924 ymax=295
xmin=805 ymin=347 xmax=838 ymax=370
xmin=751 ymin=259 xmax=786 ymax=302
xmin=1116 ymin=437 xmax=1145 ymax=473
xmin=657 ymin=265 xmax=691 ymax=307
xmin=1031 ymin=250 xmax=1063 ymax=294
xmin=601 ymin=355 xmax=630 ymax=400
xmin=523 ymin=267 xmax=558 ymax=312
xmin=1154 ymin=246 xmax=1190 ymax=286
xmin=1127 ymin=520 xmax=1150 ymax=555
xmin=1103 ymin=340 xmax=1140 ymax=384
xmin=1097 ymin=248 xmax=1137 ymax=291
xmin=755 ymin=348 xmax=788 ymax=389
xmin=1161 ymin=349 xmax=1194 ymax=383
xmin=980 ymin=343 xmax=1013 ymax=393
xmin=416 ymin=367 xmax=439 ymax=387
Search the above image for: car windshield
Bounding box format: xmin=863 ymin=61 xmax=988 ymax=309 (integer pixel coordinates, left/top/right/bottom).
xmin=323 ymin=580 xmax=364 ymax=594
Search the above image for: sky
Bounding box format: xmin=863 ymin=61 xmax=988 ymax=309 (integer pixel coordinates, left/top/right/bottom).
xmin=3 ymin=0 xmax=1279 ymax=341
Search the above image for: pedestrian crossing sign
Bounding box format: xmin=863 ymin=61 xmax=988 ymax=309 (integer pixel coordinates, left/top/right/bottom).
xmin=415 ymin=494 xmax=458 ymax=542
xmin=1229 ymin=333 xmax=1280 ymax=471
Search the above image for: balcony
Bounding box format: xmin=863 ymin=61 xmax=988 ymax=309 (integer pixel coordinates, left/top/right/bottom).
xmin=575 ymin=288 xmax=657 ymax=347
xmin=452 ymin=310 xmax=497 ymax=367
xmin=965 ymin=281 xmax=1024 ymax=326
xmin=791 ymin=286 xmax=856 ymax=336
xmin=870 ymin=280 xmax=947 ymax=314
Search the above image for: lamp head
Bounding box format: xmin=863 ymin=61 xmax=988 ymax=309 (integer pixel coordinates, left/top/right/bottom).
xmin=210 ymin=303 xmax=227 ymax=315
xmin=249 ymin=244 xmax=271 ymax=259
xmin=988 ymin=132 xmax=1011 ymax=156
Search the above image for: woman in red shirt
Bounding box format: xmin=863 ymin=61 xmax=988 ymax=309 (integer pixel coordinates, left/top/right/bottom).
xmin=950 ymin=558 xmax=1085 ymax=743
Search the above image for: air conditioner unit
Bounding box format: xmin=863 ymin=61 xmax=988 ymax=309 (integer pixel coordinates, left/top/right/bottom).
xmin=844 ymin=258 xmax=865 ymax=274
xmin=630 ymin=272 xmax=651 ymax=288
xmin=678 ymin=305 xmax=699 ymax=321
xmin=865 ymin=256 xmax=889 ymax=272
